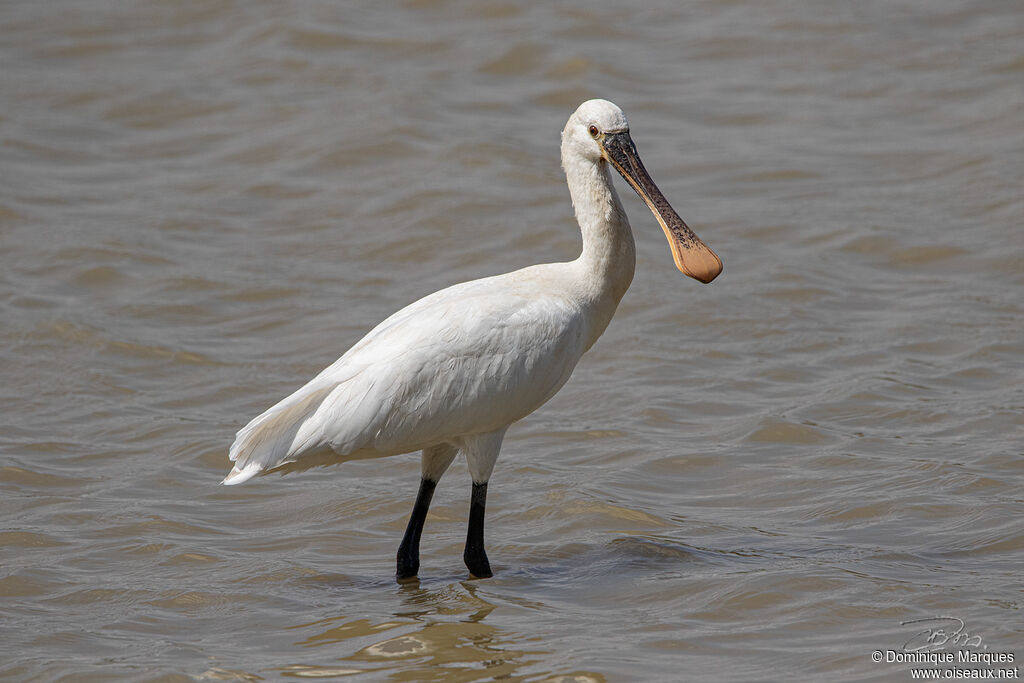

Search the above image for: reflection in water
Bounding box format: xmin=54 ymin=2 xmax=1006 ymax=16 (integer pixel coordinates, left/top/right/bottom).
xmin=196 ymin=668 xmax=265 ymax=681
xmin=281 ymin=581 xmax=606 ymax=681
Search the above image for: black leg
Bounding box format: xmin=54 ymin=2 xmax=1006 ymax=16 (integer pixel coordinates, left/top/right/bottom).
xmin=463 ymin=481 xmax=493 ymax=579
xmin=396 ymin=478 xmax=437 ymax=582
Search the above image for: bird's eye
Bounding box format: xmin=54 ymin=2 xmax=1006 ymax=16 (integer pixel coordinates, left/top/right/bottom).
xmin=588 ymin=125 xmax=600 ymax=138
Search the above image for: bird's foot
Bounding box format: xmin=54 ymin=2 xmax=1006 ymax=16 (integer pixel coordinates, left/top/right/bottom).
xmin=396 ymin=551 xmax=419 ymax=584
xmin=464 ymin=548 xmax=492 ymax=579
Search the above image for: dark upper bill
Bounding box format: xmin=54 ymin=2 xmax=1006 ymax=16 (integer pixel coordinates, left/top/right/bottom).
xmin=601 ymin=132 xmax=722 ymax=284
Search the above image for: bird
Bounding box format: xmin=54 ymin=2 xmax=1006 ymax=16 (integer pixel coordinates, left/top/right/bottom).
xmin=222 ymin=99 xmax=722 ymax=582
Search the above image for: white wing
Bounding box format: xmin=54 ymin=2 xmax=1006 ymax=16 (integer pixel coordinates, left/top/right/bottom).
xmin=224 ymin=265 xmax=589 ymax=484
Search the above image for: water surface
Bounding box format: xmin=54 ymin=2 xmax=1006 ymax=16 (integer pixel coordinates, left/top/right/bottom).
xmin=1 ymin=1 xmax=1022 ymax=681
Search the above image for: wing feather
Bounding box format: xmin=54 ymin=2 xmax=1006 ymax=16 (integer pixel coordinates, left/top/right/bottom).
xmin=224 ymin=266 xmax=588 ymax=483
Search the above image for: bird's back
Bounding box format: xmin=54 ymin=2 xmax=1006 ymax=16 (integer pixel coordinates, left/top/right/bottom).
xmin=224 ymin=264 xmax=590 ymax=484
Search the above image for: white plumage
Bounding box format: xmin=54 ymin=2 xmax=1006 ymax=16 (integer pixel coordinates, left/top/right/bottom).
xmin=226 ymin=269 xmax=588 ymax=483
xmin=223 ymin=99 xmax=721 ymax=580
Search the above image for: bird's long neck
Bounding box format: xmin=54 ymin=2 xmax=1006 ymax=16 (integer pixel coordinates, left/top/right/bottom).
xmin=563 ymin=148 xmax=636 ymax=346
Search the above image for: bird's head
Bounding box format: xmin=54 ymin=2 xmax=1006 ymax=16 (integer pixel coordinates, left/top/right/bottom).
xmin=563 ymin=99 xmax=722 ymax=284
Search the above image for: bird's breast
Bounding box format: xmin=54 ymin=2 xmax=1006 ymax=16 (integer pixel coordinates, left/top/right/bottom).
xmin=345 ymin=290 xmax=589 ymax=454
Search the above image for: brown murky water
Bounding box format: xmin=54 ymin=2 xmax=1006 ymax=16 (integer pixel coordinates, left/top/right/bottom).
xmin=2 ymin=1 xmax=1022 ymax=681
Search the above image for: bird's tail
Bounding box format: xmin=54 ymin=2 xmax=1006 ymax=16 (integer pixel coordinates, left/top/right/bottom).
xmin=222 ymin=383 xmax=336 ymax=485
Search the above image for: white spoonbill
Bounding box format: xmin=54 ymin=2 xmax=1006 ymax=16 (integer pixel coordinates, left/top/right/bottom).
xmin=223 ymin=99 xmax=722 ymax=581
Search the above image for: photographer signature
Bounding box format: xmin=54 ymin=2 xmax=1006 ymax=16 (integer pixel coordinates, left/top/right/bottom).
xmin=901 ymin=616 xmax=986 ymax=652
